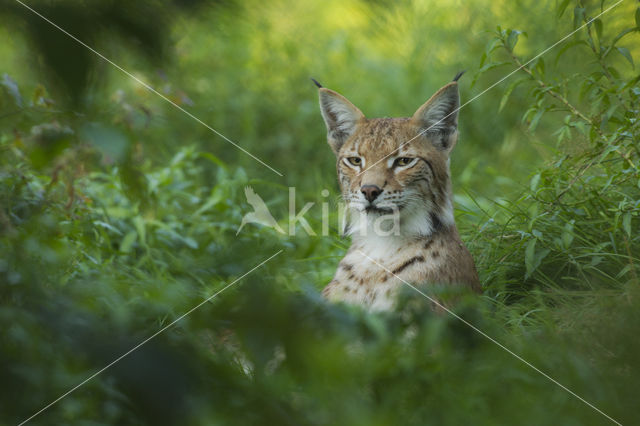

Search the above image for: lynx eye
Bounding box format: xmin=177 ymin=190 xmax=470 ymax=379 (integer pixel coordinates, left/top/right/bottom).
xmin=395 ymin=157 xmax=414 ymax=167
xmin=346 ymin=157 xmax=362 ymax=166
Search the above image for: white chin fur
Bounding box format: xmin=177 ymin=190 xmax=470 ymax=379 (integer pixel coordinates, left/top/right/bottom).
xmin=343 ymin=199 xmax=454 ymax=240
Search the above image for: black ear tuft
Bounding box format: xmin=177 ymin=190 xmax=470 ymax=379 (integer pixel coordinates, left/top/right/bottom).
xmin=453 ymin=71 xmax=465 ymax=82
xmin=310 ymin=77 xmax=323 ymax=88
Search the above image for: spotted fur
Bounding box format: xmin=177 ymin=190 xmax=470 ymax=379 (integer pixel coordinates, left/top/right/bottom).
xmin=317 ymin=77 xmax=481 ymax=311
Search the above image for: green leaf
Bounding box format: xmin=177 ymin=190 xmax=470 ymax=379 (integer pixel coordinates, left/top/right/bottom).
xmin=636 ymin=7 xmax=640 ymax=29
xmin=120 ymin=231 xmax=137 ymax=253
xmin=616 ymin=265 xmax=633 ymax=279
xmin=528 ymin=108 xmax=545 ymax=132
xmin=554 ymin=40 xmax=588 ymax=65
xmin=593 ymin=18 xmax=603 ymax=41
xmin=522 ymin=107 xmax=536 ymax=124
xmin=479 ymin=52 xmax=488 ymax=68
xmin=525 ymin=239 xmax=549 ymax=279
xmin=557 ymin=0 xmax=571 ymax=18
xmin=530 ymin=173 xmax=541 ymax=192
xmin=616 ymin=47 xmax=634 ymax=68
xmin=603 ymin=28 xmax=638 ymax=60
xmin=534 ymin=57 xmax=545 ymax=76
xmin=183 ymin=236 xmax=199 ymax=249
xmin=554 ymin=125 xmax=570 ymax=143
xmin=506 ymin=30 xmax=522 ymax=51
xmin=198 ymin=151 xmax=226 ymax=169
xmin=622 ymin=212 xmax=632 ymax=237
xmin=93 ymin=220 xmax=123 ymax=235
xmin=484 ymin=38 xmax=501 ymax=56
xmin=525 ymin=239 xmax=536 ymax=278
xmin=573 ymin=6 xmax=585 ymax=29
xmin=1 ymin=73 xmax=22 ymax=107
xmin=193 ymin=188 xmax=225 ymax=217
xmin=562 ymin=221 xmax=574 ymax=249
xmin=133 ymin=215 xmax=146 ymax=246
xmin=499 ymin=78 xmax=526 ymax=112
xmin=571 ymin=120 xmax=587 ymax=135
xmin=597 ymin=144 xmax=620 ymax=163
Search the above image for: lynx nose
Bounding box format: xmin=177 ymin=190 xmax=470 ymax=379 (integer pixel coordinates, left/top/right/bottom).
xmin=361 ymin=185 xmax=382 ymax=202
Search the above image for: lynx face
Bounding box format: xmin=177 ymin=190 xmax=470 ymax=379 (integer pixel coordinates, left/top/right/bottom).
xmin=319 ymin=81 xmax=461 ymax=237
xmin=316 ymin=76 xmax=481 ymax=310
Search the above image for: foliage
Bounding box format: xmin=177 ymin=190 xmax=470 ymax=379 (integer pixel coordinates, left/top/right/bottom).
xmin=472 ymin=0 xmax=640 ymax=310
xmin=1 ymin=0 xmax=640 ymax=425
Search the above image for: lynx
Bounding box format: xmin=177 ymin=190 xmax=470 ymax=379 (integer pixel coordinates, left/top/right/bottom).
xmin=315 ymin=74 xmax=481 ymax=311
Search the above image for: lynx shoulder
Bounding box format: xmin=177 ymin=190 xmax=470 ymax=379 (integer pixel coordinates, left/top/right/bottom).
xmin=316 ymin=75 xmax=480 ymax=311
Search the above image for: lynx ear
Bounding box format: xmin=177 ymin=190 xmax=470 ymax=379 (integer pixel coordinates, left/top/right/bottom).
xmin=411 ymin=82 xmax=460 ymax=155
xmin=318 ymin=88 xmax=365 ymax=155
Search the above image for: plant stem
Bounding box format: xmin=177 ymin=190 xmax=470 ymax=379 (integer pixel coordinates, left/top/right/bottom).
xmin=509 ymin=53 xmax=604 ymax=139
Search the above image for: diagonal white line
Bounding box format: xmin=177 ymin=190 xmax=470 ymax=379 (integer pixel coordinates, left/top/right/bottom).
xmin=14 ymin=0 xmax=284 ymax=177
xmin=357 ymin=0 xmax=623 ymax=176
xmin=18 ymin=250 xmax=283 ymax=426
xmin=357 ymin=250 xmax=622 ymax=426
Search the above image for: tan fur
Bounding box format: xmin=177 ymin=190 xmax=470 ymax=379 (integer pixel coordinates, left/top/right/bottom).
xmin=317 ymin=78 xmax=481 ymax=311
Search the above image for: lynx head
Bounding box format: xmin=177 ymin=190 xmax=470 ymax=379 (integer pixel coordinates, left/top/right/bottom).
xmin=317 ymin=77 xmax=462 ymax=238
